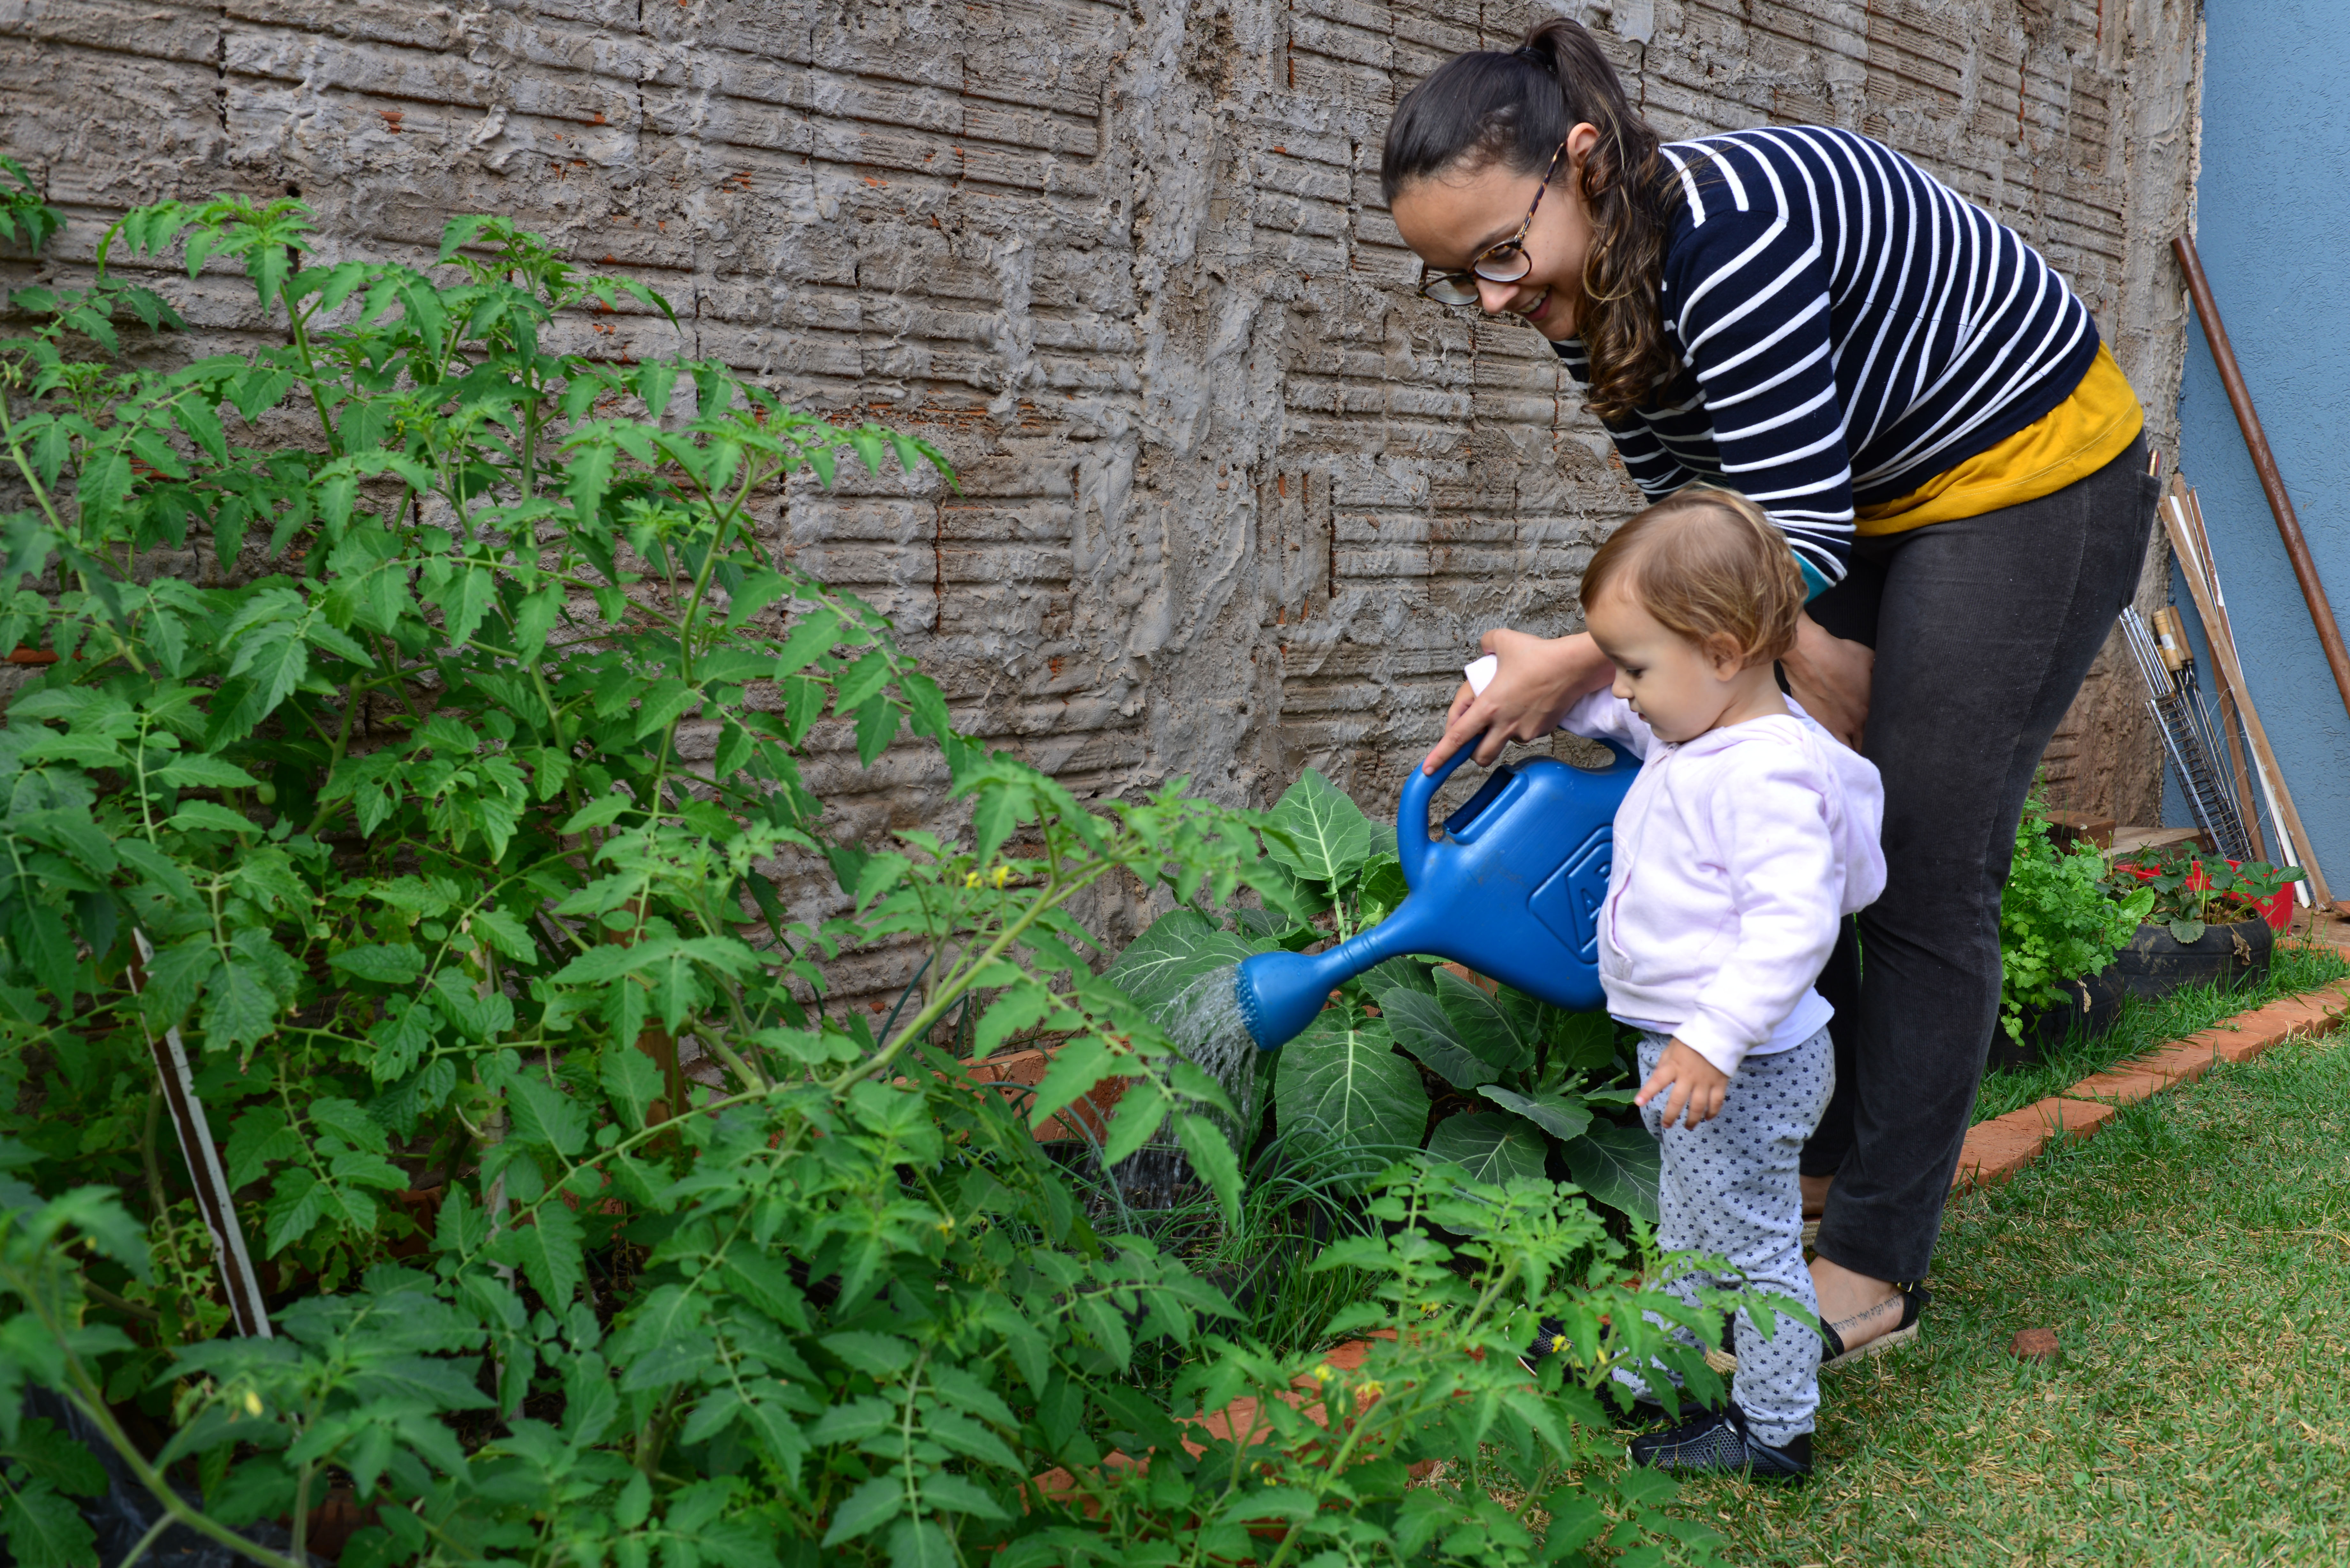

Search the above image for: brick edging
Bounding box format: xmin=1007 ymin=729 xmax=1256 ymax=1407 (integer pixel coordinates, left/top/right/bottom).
xmin=1953 ymin=979 xmax=2350 ymax=1192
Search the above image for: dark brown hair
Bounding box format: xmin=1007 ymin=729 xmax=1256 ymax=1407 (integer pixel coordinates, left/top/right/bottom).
xmin=1580 ymin=486 xmax=1804 ymax=667
xmin=1381 ymin=18 xmax=1683 ymax=422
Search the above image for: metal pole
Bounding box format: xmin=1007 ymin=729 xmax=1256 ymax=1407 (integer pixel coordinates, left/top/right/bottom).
xmin=2172 ymin=233 xmax=2350 ymax=726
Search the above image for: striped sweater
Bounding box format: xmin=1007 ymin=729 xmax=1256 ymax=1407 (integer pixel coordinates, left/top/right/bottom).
xmin=1553 ymin=125 xmax=2102 ymax=592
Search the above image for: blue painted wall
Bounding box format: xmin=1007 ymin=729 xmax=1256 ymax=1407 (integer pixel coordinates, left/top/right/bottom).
xmin=2171 ymin=0 xmax=2350 ymax=881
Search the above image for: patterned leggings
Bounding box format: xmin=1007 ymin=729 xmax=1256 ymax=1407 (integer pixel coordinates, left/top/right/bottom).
xmin=1617 ymin=1027 xmax=1834 ymax=1449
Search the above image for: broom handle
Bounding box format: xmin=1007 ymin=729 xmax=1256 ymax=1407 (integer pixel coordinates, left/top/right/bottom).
xmin=2163 ymin=486 xmax=2329 ymax=904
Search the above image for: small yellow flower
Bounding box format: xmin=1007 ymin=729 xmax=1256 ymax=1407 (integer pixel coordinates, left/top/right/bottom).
xmin=964 ymin=872 xmax=981 ymax=889
xmin=1550 ymin=1334 xmax=1571 ymax=1354
xmin=242 ymin=1390 xmax=263 ymax=1417
xmin=1356 ymin=1379 xmax=1384 ymax=1399
xmin=992 ymin=865 xmax=1010 ymax=888
xmin=935 ymin=1215 xmax=956 ymax=1234
xmin=1312 ymin=1364 xmax=1334 ymax=1384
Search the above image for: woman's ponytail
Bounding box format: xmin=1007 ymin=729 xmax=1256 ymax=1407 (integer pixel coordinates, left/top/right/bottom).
xmin=1381 ymin=19 xmax=1683 ymax=424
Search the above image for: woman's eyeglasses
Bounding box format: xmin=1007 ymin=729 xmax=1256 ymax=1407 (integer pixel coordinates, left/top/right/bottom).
xmin=1415 ymin=142 xmax=1568 ymax=307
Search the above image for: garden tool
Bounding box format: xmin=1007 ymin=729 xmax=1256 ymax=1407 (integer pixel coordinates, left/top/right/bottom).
xmin=2120 ymin=607 xmax=2250 ymax=863
xmin=1234 ymin=719 xmax=1639 ymax=1051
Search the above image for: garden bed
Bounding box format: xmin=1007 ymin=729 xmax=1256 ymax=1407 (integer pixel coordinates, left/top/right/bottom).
xmin=1974 ymin=937 xmax=2349 ymax=1123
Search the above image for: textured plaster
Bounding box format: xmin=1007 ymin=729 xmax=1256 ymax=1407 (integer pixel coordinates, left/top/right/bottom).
xmin=0 ymin=0 xmax=2202 ymax=985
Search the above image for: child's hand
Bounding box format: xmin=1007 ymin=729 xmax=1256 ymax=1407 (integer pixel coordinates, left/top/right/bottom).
xmin=1635 ymin=1040 xmax=1732 ymax=1129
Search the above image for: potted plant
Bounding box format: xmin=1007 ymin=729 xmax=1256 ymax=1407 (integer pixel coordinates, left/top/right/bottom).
xmin=1995 ymin=810 xmax=2154 ymax=1068
xmin=2097 ymin=844 xmax=2304 ymax=999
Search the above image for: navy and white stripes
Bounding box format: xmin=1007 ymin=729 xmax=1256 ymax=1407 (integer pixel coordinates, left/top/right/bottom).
xmin=1554 ymin=125 xmax=2100 ymax=592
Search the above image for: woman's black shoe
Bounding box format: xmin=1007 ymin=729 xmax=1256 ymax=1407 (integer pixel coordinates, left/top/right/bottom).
xmin=1627 ymin=1406 xmax=1811 ymax=1482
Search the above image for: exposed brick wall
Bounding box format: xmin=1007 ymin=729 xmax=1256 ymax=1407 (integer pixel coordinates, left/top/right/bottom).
xmin=1 ymin=0 xmax=2194 ymax=939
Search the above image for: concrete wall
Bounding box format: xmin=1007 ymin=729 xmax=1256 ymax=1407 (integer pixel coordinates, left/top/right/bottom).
xmin=2173 ymin=0 xmax=2350 ymax=884
xmin=1 ymin=0 xmax=2199 ymax=964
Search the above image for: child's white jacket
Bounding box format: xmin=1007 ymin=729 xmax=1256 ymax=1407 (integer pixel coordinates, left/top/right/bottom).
xmin=1560 ymin=690 xmax=1887 ymax=1076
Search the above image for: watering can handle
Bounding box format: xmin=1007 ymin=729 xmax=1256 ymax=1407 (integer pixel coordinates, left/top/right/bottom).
xmin=1398 ymin=736 xmax=1482 ymax=890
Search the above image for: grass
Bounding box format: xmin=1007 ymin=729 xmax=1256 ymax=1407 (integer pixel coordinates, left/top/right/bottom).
xmin=1972 ymin=937 xmax=2349 ymax=1123
xmin=1675 ymin=1028 xmax=2350 ymax=1564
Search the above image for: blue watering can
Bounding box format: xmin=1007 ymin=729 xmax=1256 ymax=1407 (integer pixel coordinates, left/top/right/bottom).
xmin=1234 ymin=738 xmax=1641 ymax=1050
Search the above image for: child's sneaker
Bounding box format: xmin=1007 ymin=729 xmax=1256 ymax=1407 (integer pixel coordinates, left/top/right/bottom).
xmin=1627 ymin=1406 xmax=1811 ymax=1482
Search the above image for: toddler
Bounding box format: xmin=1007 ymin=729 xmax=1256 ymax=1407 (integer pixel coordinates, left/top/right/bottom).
xmin=1528 ymin=486 xmax=1884 ymax=1481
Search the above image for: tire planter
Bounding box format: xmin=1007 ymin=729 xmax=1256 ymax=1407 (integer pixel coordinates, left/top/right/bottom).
xmin=2108 ymin=916 xmax=2273 ymax=1001
xmin=1988 ymin=968 xmax=2125 ymax=1071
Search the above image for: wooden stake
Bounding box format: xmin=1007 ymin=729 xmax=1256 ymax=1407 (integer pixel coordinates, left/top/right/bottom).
xmin=2161 ymin=483 xmax=2329 ymax=904
xmin=126 ymin=930 xmax=272 ymax=1339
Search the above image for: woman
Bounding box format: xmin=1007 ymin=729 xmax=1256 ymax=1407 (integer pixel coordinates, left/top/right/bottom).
xmin=1389 ymin=20 xmax=2155 ymax=1392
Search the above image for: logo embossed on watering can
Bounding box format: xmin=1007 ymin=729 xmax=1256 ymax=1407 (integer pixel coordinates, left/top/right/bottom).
xmin=1233 ymin=738 xmax=1639 ymax=1050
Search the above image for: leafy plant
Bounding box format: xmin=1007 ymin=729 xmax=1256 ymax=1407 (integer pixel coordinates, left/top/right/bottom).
xmin=0 ymin=183 xmax=1736 ymax=1564
xmin=0 ymin=158 xmax=61 ymax=257
xmin=1999 ymin=811 xmax=2154 ymax=1042
xmin=2101 ymin=844 xmax=2303 ymax=945
xmin=1112 ymin=767 xmax=1662 ymax=1221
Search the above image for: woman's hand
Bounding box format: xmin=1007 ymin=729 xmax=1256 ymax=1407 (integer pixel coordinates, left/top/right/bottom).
xmin=1636 ymin=1039 xmax=1731 ymax=1129
xmin=1423 ymin=628 xmax=1616 ymax=774
xmin=1781 ymin=613 xmax=1874 ymax=751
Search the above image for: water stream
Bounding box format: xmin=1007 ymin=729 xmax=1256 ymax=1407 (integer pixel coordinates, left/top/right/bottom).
xmin=1102 ymin=962 xmax=1260 ymax=1212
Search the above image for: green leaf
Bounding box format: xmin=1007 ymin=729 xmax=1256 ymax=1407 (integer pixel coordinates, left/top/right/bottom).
xmin=512 ymin=584 xmax=562 ymax=660
xmin=969 ymin=778 xmax=1028 ymax=866
xmin=723 ymin=569 xmax=794 ymax=629
xmin=154 ymin=755 xmax=263 ymax=789
xmin=201 ymin=951 xmax=283 ymax=1053
xmin=263 ymin=1169 xmax=328 ymax=1253
xmin=1426 ymin=1112 xmax=1549 ymax=1184
xmin=888 ymin=1518 xmax=961 ymax=1568
xmin=601 ymin=1044 xmax=664 ymax=1132
xmin=164 ymin=799 xmax=257 ymax=837
xmin=10 ymin=903 xmax=77 ymax=1000
xmin=774 ymin=608 xmax=842 ymax=677
xmin=2168 ymin=918 xmax=2207 ymax=945
xmin=328 ymin=943 xmax=426 ymax=984
xmin=831 ymin=650 xmax=892 ymax=713
xmin=231 ymin=629 xmax=309 ymax=723
xmin=1562 ymin=1122 xmax=1662 ymax=1223
xmin=853 ymin=695 xmax=898 ymax=764
xmin=1177 ymin=1113 xmax=1244 ymax=1225
xmin=821 ymin=1331 xmax=914 ymax=1377
xmin=633 ymin=677 xmax=698 ymax=741
xmin=1435 ymin=969 xmax=1530 ymax=1073
xmin=1380 ymin=987 xmax=1497 ymax=1089
xmin=1476 ymin=1084 xmax=1593 ymax=1142
xmin=1104 ymin=910 xmax=1255 ymax=1015
xmin=561 ymin=794 xmax=635 ymax=833
xmin=1264 ymin=767 xmax=1376 ymax=884
xmin=500 ymin=1200 xmax=585 ymax=1308
xmin=506 ymin=1074 xmax=588 ymax=1157
xmin=821 ymin=1475 xmax=903 ymax=1547
xmin=1273 ymin=1012 xmax=1427 ymax=1185
xmin=0 ymin=1475 xmax=98 ymax=1568
xmin=1546 ymin=1010 xmax=1622 ymax=1074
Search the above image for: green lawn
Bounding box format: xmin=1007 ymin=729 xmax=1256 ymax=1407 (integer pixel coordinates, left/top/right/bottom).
xmin=1676 ymin=1030 xmax=2350 ymax=1564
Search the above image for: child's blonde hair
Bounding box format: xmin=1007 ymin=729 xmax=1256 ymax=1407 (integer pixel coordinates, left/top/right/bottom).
xmin=1579 ymin=485 xmax=1805 ymax=667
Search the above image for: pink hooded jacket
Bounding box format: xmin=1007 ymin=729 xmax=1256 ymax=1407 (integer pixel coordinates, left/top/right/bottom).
xmin=1560 ymin=689 xmax=1887 ymax=1076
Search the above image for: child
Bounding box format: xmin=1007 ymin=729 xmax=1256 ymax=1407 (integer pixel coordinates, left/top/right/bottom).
xmin=1547 ymin=485 xmax=1885 ymax=1481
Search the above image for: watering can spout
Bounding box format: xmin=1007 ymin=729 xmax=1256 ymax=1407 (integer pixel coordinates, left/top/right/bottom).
xmin=1233 ymin=906 xmax=1436 ymax=1050
xmin=1233 ymin=735 xmax=1640 ymax=1051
